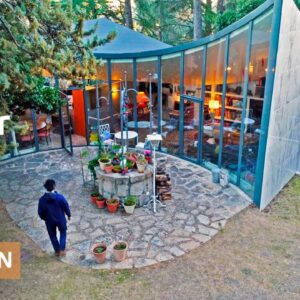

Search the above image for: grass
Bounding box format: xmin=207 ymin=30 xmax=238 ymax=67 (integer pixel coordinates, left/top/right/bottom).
xmin=0 ymin=176 xmax=300 ymax=299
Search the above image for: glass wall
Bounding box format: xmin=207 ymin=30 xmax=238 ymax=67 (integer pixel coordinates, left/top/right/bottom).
xmin=161 ymin=53 xmax=180 ymax=154
xmin=183 ymin=47 xmax=203 ymax=96
xmin=183 ymin=47 xmax=203 ymax=160
xmin=111 ymin=59 xmax=134 ymax=133
xmin=240 ymin=10 xmax=273 ymax=197
xmin=202 ymin=38 xmax=225 ymax=169
xmin=136 ymin=57 xmax=158 ymax=141
xmin=221 ymin=26 xmax=249 ymax=183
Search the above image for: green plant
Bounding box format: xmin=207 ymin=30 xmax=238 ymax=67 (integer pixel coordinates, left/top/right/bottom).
xmin=111 ymin=144 xmax=121 ymax=152
xmin=137 ymin=155 xmax=147 ymax=165
xmin=96 ymin=196 xmax=105 ymax=201
xmin=113 ymin=242 xmax=127 ymax=251
xmin=80 ymin=149 xmax=90 ymax=159
xmin=88 ymin=157 xmax=100 ymax=180
xmin=107 ymin=198 xmax=118 ymax=205
xmin=14 ymin=122 xmax=29 ymax=135
xmin=99 ymin=150 xmax=110 ymax=162
xmin=112 ymin=165 xmax=122 ymax=173
xmin=93 ymin=246 xmax=106 ymax=254
xmin=124 ymin=196 xmax=137 ymax=206
xmin=126 ymin=160 xmax=134 ymax=169
xmin=0 ymin=139 xmax=7 ymax=157
xmin=91 ymin=191 xmax=99 ymax=197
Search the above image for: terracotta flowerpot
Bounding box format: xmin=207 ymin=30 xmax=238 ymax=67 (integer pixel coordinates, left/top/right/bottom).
xmin=106 ymin=199 xmax=119 ymax=213
xmin=137 ymin=163 xmax=146 ymax=173
xmin=90 ymin=195 xmax=98 ymax=205
xmin=113 ymin=241 xmax=128 ymax=262
xmin=99 ymin=159 xmax=111 ymax=171
xmin=96 ymin=198 xmax=106 ymax=209
xmin=104 ymin=165 xmax=113 ymax=173
xmin=91 ymin=243 xmax=107 ymax=263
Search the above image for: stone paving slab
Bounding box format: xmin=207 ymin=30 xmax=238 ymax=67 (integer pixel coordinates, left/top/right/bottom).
xmin=0 ymin=148 xmax=250 ymax=269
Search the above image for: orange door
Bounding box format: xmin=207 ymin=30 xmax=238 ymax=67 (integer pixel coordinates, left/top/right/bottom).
xmin=72 ymin=89 xmax=86 ymax=137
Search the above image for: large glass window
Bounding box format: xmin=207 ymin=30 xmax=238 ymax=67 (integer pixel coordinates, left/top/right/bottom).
xmin=183 ymin=47 xmax=203 ymax=160
xmin=136 ymin=57 xmax=158 ymax=142
xmin=202 ymin=38 xmax=225 ymax=169
xmin=160 ymin=53 xmax=180 ymax=154
xmin=221 ymin=26 xmax=249 ymax=183
xmin=240 ymin=10 xmax=273 ymax=197
xmin=184 ymin=47 xmax=203 ymax=97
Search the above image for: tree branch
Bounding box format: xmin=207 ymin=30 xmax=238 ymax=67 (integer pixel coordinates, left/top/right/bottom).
xmin=0 ymin=15 xmax=33 ymax=55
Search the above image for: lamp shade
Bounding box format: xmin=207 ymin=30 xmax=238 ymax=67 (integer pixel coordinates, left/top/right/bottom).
xmin=209 ymin=100 xmax=220 ymax=109
xmin=147 ymin=132 xmax=163 ymax=148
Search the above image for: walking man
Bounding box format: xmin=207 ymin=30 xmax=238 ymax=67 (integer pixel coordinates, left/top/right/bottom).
xmin=38 ymin=179 xmax=71 ymax=257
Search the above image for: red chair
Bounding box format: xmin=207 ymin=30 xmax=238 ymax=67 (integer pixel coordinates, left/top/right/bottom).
xmin=38 ymin=124 xmax=52 ymax=144
xmin=19 ymin=132 xmax=35 ymax=147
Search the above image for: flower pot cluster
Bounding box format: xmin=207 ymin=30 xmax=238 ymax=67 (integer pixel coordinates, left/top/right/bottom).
xmin=91 ymin=241 xmax=128 ymax=264
xmin=90 ymin=192 xmax=122 ymax=213
xmin=90 ymin=192 xmax=107 ymax=209
xmin=89 ymin=145 xmax=151 ymax=176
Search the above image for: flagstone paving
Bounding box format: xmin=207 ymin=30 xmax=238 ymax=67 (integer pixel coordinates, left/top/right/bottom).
xmin=0 ymin=148 xmax=250 ymax=269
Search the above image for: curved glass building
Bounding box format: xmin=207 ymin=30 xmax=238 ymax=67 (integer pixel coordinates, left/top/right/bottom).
xmin=2 ymin=0 xmax=300 ymax=210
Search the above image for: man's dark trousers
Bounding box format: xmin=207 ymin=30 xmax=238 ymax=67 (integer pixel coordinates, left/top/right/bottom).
xmin=46 ymin=222 xmax=67 ymax=253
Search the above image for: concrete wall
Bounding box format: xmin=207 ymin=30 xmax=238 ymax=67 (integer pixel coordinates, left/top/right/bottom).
xmin=260 ymin=0 xmax=300 ymax=209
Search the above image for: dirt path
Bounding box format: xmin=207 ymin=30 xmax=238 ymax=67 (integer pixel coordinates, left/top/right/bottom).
xmin=0 ymin=177 xmax=299 ymax=300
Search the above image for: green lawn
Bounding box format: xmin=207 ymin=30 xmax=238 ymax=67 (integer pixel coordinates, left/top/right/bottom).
xmin=0 ymin=176 xmax=299 ymax=300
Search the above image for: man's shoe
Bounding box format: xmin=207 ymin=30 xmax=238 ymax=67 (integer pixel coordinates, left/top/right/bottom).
xmin=59 ymin=250 xmax=66 ymax=257
xmin=55 ymin=252 xmax=60 ymax=257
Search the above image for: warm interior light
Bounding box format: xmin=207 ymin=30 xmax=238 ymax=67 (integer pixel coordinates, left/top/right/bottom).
xmin=209 ymin=100 xmax=220 ymax=110
xmin=227 ymin=66 xmax=231 ymax=71
xmin=249 ymin=64 xmax=254 ymax=74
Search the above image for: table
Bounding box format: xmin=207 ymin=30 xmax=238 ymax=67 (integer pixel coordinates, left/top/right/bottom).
xmin=115 ymin=130 xmax=138 ymax=145
xmin=127 ymin=120 xmax=166 ymax=129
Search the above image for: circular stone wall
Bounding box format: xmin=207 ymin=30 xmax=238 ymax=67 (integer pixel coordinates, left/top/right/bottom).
xmin=96 ymin=168 xmax=153 ymax=205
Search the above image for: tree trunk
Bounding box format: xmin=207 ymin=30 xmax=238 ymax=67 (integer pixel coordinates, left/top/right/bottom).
xmin=217 ymin=0 xmax=225 ymax=13
xmin=193 ymin=0 xmax=202 ymax=40
xmin=124 ymin=0 xmax=133 ymax=29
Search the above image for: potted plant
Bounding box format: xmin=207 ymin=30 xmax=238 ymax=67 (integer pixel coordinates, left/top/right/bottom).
xmin=90 ymin=191 xmax=99 ymax=205
xmin=104 ymin=163 xmax=113 ymax=173
xmin=112 ymin=241 xmax=128 ymax=262
xmin=95 ymin=195 xmax=106 ymax=209
xmin=91 ymin=243 xmax=107 ymax=263
xmin=144 ymin=149 xmax=152 ymax=164
xmin=126 ymin=160 xmax=135 ymax=170
xmin=111 ymin=155 xmax=121 ymax=166
xmin=136 ymin=155 xmax=148 ymax=173
xmin=106 ymin=198 xmax=119 ymax=213
xmin=124 ymin=195 xmax=137 ymax=214
xmin=111 ymin=144 xmax=121 ymax=154
xmin=122 ymin=166 xmax=129 ymax=175
xmin=98 ymin=151 xmax=111 ymax=170
xmin=112 ymin=165 xmax=122 ymax=173
xmin=126 ymin=152 xmax=138 ymax=163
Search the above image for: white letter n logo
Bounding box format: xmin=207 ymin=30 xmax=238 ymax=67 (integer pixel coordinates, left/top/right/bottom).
xmin=0 ymin=115 xmax=10 ymax=135
xmin=0 ymin=251 xmax=12 ymax=268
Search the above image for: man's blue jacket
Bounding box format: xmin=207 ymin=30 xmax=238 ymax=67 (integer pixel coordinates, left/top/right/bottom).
xmin=38 ymin=192 xmax=71 ymax=226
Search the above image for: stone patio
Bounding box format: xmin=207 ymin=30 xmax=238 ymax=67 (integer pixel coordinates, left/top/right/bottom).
xmin=0 ymin=148 xmax=250 ymax=269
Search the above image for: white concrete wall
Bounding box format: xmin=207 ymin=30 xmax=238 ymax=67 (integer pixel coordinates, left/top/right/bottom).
xmin=260 ymin=0 xmax=300 ymax=209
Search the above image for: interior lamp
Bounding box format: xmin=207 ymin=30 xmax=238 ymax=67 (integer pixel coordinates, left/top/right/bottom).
xmin=209 ymin=100 xmax=220 ymax=110
xmin=208 ymin=100 xmax=219 ymax=124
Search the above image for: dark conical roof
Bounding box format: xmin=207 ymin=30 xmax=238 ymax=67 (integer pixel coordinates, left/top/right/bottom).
xmin=83 ymin=18 xmax=171 ymax=55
